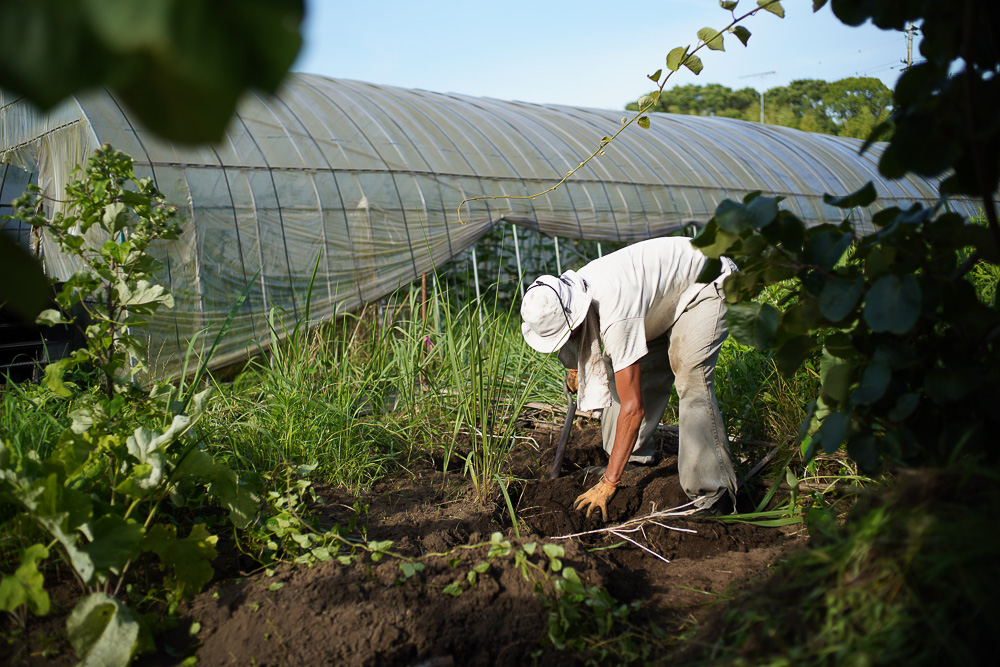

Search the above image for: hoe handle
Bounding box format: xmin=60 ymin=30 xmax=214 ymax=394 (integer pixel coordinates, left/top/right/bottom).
xmin=549 ymin=380 xmax=576 ymax=480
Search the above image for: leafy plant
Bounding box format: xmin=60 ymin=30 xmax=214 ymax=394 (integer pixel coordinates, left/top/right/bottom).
xmin=11 ymin=144 xmax=182 ymax=399
xmin=0 ymin=146 xmax=257 ymax=665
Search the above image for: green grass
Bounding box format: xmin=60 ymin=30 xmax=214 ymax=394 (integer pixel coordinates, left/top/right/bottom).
xmin=685 ymin=464 xmax=1000 ymax=666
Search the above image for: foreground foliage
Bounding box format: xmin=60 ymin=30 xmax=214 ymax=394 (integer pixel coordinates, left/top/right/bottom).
xmin=0 ymin=146 xmax=257 ymax=665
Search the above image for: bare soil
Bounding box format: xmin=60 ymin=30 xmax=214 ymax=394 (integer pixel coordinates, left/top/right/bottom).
xmin=3 ymin=419 xmax=805 ymax=666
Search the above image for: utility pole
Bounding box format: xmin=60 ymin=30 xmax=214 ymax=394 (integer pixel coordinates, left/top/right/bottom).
xmin=903 ymin=23 xmax=918 ymax=71
xmin=740 ymin=70 xmax=777 ymax=124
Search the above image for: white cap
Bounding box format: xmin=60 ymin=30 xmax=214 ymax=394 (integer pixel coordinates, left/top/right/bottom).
xmin=519 ymin=271 xmax=592 ymax=353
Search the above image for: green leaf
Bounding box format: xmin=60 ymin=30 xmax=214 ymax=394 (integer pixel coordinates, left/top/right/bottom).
xmin=863 ymin=274 xmax=921 ymax=334
xmin=804 ymin=228 xmax=853 ymax=270
xmin=816 ymin=411 xmax=849 ymax=454
xmin=691 ymin=220 xmax=741 ymax=258
xmin=715 ymin=199 xmax=750 ymax=234
xmin=731 ymin=25 xmax=751 ymax=47
xmin=0 ymin=544 xmax=50 ymax=616
xmin=443 ymin=582 xmax=464 ymax=597
xmin=823 ymin=182 xmax=877 ymax=209
xmin=719 ymin=1 xmax=739 ymax=10
xmin=666 ymin=46 xmax=688 ymax=71
xmin=851 ymin=359 xmax=891 ymax=405
xmin=888 ymin=392 xmax=919 ymax=422
xmin=746 ymin=195 xmax=779 ymax=228
xmin=819 ymin=276 xmax=863 ymax=322
xmin=67 ymin=593 xmax=141 ymax=667
xmin=773 ymin=335 xmax=816 ymax=376
xmin=36 ymin=308 xmax=69 ymax=326
xmin=43 ymin=358 xmax=75 ymax=398
xmin=758 ymin=0 xmax=785 ymax=18
xmin=144 ymin=524 xmax=218 ymax=599
xmin=820 ymin=354 xmax=854 ymax=403
xmin=637 ymin=115 xmax=650 ymax=129
xmin=726 ymin=302 xmax=779 ymax=349
xmin=207 ymin=464 xmax=260 ymax=530
xmin=823 ymin=331 xmax=855 ymax=358
xmin=683 ymin=53 xmax=704 ymax=75
xmin=647 ymin=69 xmax=662 ymax=82
xmin=697 ymin=27 xmax=725 ymax=51
xmin=82 ymin=515 xmax=144 ymax=575
xmin=542 ymin=543 xmax=565 ymax=560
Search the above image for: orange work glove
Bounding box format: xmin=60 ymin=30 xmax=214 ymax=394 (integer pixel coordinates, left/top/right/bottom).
xmin=565 ymin=369 xmax=579 ymax=394
xmin=573 ymin=476 xmax=617 ymax=521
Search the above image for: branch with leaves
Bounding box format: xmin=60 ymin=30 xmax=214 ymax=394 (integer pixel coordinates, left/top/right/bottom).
xmin=457 ymin=0 xmax=787 ymax=224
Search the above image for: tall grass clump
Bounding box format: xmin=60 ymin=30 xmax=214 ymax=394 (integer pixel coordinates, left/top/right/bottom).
xmin=203 ymin=305 xmax=404 ymax=493
xmin=436 ymin=287 xmax=543 ymax=501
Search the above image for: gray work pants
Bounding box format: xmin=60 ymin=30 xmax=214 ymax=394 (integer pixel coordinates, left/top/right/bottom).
xmin=600 ymin=282 xmax=737 ymax=508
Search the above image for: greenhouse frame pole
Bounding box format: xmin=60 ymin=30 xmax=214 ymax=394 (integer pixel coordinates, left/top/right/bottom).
xmin=554 ymin=236 xmax=562 ymax=275
xmin=512 ymin=224 xmax=525 ymax=297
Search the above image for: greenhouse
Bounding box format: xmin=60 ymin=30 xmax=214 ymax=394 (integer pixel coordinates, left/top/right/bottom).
xmin=0 ymin=73 xmax=979 ymax=376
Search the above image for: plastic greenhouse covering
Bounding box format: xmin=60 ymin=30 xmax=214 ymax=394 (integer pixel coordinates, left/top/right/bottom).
xmin=0 ymin=73 xmax=981 ymax=377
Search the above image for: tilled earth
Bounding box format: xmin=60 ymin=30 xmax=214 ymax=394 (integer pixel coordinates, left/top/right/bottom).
xmin=4 ymin=420 xmax=804 ymax=666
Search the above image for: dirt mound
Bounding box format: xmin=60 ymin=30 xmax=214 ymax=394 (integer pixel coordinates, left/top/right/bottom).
xmin=4 ymin=421 xmax=800 ymax=666
xmin=175 ymin=422 xmax=800 ymax=666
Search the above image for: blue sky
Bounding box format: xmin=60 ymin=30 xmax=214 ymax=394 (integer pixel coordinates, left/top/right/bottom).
xmin=293 ymin=0 xmax=908 ymax=111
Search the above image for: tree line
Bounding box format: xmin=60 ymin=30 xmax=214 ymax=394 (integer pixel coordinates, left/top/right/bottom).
xmin=626 ymin=77 xmax=893 ymax=140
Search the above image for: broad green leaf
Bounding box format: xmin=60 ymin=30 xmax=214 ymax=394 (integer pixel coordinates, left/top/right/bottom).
xmin=823 ymin=331 xmax=855 ymax=359
xmin=637 ymin=115 xmax=650 ymax=129
xmin=43 ymin=358 xmax=75 ymax=398
xmin=851 ymin=359 xmax=891 ymax=405
xmin=863 ymin=274 xmax=921 ymax=334
xmin=746 ymin=195 xmax=779 ymax=228
xmin=443 ymin=581 xmax=464 ymax=596
xmin=820 ymin=354 xmax=854 ymax=403
xmin=823 ymin=182 xmax=877 ymax=209
xmin=732 ymin=25 xmax=751 ymax=46
xmin=207 ymin=464 xmax=260 ymax=529
xmin=819 ymin=276 xmax=863 ymax=322
xmin=81 ymin=515 xmax=143 ymax=575
xmin=816 ymin=411 xmax=849 ymax=454
xmin=117 ymin=279 xmax=174 ymax=308
xmin=804 ymin=228 xmax=853 ymax=270
xmin=715 ymin=199 xmax=751 ymax=234
xmin=758 ymin=0 xmax=785 ymax=18
xmin=697 ymin=27 xmax=725 ymax=51
xmin=666 ymin=46 xmax=688 ymax=71
xmin=36 ymin=308 xmax=69 ymax=326
xmin=888 ymin=392 xmax=919 ymax=422
xmin=17 ymin=474 xmax=96 ymax=583
xmin=683 ymin=53 xmax=704 ymax=75
xmin=144 ymin=523 xmax=218 ymax=599
xmin=0 ymin=544 xmax=50 ymax=616
xmin=719 ymin=1 xmax=738 ymax=9
xmin=726 ymin=302 xmax=780 ymax=349
xmin=67 ymin=592 xmax=141 ymax=667
xmin=647 ymin=69 xmax=662 ymax=82
xmin=691 ymin=220 xmax=741 ymax=258
xmin=773 ymin=335 xmax=816 ymax=376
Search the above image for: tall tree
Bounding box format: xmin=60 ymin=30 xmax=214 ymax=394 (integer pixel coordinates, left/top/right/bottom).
xmin=627 ymin=83 xmax=759 ymax=120
xmin=822 ymin=76 xmax=893 ymax=138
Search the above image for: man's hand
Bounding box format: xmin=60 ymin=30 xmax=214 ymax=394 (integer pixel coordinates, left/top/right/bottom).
xmin=573 ymin=477 xmax=617 ymax=521
xmin=565 ymin=369 xmax=578 ymax=394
